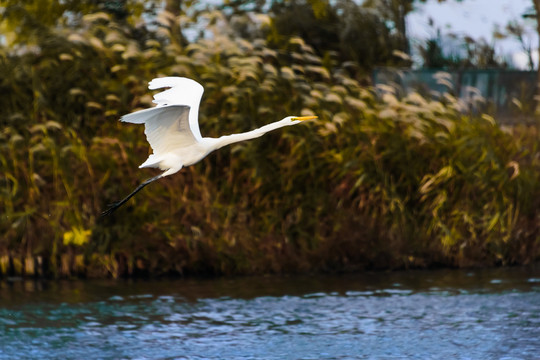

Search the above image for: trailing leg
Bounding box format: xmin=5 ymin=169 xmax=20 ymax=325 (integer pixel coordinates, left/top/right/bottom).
xmin=100 ymin=174 xmax=163 ymax=217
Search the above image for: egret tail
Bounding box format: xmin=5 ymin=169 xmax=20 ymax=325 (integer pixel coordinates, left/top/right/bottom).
xmin=100 ymin=174 xmax=163 ymax=217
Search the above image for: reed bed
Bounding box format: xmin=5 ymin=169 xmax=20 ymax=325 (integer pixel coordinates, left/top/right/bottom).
xmin=1 ymin=10 xmax=539 ymax=278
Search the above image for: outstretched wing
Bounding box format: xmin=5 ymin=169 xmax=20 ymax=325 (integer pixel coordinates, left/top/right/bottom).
xmin=121 ymin=105 xmax=197 ymax=155
xmin=148 ymin=77 xmax=205 ymax=141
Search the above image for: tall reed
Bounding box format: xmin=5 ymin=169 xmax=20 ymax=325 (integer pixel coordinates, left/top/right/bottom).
xmin=1 ymin=9 xmax=538 ymax=277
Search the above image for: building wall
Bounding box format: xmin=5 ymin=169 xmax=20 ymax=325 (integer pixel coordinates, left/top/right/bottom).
xmin=373 ymin=68 xmax=537 ymax=123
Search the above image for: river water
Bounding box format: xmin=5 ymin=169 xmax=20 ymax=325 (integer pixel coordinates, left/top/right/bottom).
xmin=0 ymin=267 xmax=539 ymax=359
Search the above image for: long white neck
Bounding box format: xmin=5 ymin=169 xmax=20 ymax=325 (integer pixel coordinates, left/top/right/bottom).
xmin=213 ymin=118 xmax=299 ymax=150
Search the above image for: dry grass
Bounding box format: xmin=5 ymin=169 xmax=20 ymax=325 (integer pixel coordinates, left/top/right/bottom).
xmin=1 ymin=8 xmax=539 ymax=278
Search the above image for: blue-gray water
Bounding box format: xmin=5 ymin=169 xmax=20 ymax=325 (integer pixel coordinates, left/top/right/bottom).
xmin=1 ymin=267 xmax=539 ymax=359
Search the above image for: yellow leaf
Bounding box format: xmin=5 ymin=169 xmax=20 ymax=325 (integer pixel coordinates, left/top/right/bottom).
xmin=487 ymin=213 xmax=500 ymax=232
xmin=63 ymin=228 xmax=92 ymax=246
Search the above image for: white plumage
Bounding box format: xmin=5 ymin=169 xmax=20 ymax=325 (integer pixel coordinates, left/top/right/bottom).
xmin=101 ymin=76 xmax=316 ymax=216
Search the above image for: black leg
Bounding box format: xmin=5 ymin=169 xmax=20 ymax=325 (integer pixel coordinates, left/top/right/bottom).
xmin=100 ymin=174 xmax=163 ymax=217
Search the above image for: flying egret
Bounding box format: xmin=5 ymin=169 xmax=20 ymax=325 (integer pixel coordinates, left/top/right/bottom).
xmin=101 ymin=76 xmax=316 ymax=216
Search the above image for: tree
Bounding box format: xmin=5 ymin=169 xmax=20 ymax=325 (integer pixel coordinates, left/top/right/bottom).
xmin=502 ymin=20 xmax=534 ymax=70
xmin=363 ymin=0 xmax=415 ymax=54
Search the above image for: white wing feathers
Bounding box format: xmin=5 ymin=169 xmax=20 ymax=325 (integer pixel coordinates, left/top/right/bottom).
xmin=120 ymin=77 xmax=205 ymax=169
xmin=122 ymin=105 xmax=196 ymax=153
xmin=147 ymin=77 xmax=205 ymax=140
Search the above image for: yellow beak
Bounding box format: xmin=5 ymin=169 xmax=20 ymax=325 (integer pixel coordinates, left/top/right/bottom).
xmin=292 ymin=115 xmax=318 ymax=121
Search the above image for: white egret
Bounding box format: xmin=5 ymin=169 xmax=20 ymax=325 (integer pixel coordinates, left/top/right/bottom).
xmin=101 ymin=76 xmax=316 ymax=216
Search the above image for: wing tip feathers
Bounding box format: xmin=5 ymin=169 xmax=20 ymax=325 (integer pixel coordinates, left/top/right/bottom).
xmin=148 ymin=77 xmax=204 ymax=92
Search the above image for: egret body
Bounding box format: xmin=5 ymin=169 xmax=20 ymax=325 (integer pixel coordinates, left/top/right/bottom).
xmin=101 ymin=77 xmax=316 ymax=216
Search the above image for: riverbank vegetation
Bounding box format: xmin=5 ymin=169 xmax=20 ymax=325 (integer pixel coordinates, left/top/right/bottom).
xmin=1 ymin=0 xmax=539 ymax=278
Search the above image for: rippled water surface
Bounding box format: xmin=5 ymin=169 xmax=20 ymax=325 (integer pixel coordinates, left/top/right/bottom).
xmin=1 ymin=267 xmax=539 ymax=359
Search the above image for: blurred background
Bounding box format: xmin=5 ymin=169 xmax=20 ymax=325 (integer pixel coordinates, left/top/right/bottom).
xmin=0 ymin=0 xmax=539 ymax=278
